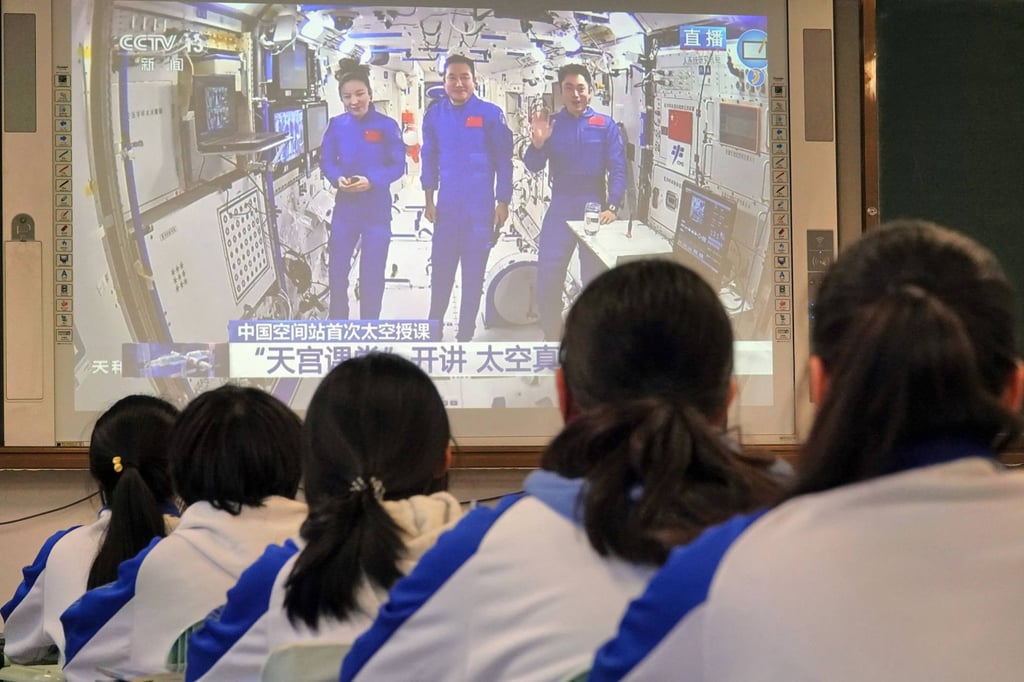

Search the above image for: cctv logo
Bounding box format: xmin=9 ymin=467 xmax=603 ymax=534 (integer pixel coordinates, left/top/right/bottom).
xmin=118 ymin=33 xmax=207 ymax=55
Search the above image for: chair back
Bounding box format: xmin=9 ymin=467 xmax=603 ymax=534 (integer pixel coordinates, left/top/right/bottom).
xmin=166 ymin=621 xmax=205 ymax=674
xmin=259 ymin=642 xmax=351 ymax=682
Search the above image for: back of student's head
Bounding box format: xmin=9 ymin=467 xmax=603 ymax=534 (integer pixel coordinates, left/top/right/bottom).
xmin=285 ymin=353 xmax=450 ymax=628
xmin=87 ymin=395 xmax=179 ymax=589
xmin=170 ymin=384 xmax=302 ymax=514
xmin=797 ymin=220 xmax=1022 ymax=495
xmin=541 ymin=259 xmax=780 ymax=565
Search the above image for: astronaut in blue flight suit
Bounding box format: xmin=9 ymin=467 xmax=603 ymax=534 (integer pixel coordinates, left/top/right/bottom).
xmin=524 ymin=63 xmax=626 ymax=340
xmin=422 ymin=54 xmax=513 ymax=342
xmin=320 ymin=67 xmax=406 ymax=320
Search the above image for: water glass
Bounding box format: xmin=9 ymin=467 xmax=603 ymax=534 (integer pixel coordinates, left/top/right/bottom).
xmin=584 ymin=202 xmax=602 ymax=236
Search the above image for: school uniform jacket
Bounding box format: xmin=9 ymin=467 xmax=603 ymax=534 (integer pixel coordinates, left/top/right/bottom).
xmin=342 ymin=470 xmax=657 ymax=682
xmin=184 ymin=492 xmax=462 ymax=682
xmin=1 ymin=508 xmax=180 ymax=665
xmin=591 ymin=440 xmax=1024 ymax=682
xmin=59 ymin=496 xmax=306 ymax=682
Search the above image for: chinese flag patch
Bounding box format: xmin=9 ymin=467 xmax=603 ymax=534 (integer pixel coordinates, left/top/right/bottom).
xmin=588 ymin=115 xmax=606 ymax=126
xmin=465 ymin=116 xmax=484 ymax=128
xmin=364 ymin=129 xmax=382 ymax=142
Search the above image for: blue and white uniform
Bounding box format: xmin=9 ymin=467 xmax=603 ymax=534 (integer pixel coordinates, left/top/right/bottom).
xmin=342 ymin=471 xmax=655 ymax=682
xmin=421 ymin=94 xmax=513 ymax=341
xmin=591 ymin=440 xmax=1024 ymax=682
xmin=60 ymin=496 xmax=306 ymax=682
xmin=184 ymin=492 xmax=461 ymax=682
xmin=320 ymin=105 xmax=406 ymax=320
xmin=523 ymin=107 xmax=625 ymax=340
xmin=1 ymin=506 xmax=179 ymax=665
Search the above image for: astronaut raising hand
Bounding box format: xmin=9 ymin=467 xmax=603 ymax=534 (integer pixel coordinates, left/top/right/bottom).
xmin=530 ymin=107 xmax=555 ymax=148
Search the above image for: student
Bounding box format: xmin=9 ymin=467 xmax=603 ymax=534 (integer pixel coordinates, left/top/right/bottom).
xmin=422 ymin=54 xmax=513 ymax=342
xmin=320 ymin=63 xmax=406 ymax=321
xmin=591 ymin=221 xmax=1024 ymax=682
xmin=342 ymin=259 xmax=781 ymax=681
xmin=60 ymin=385 xmax=307 ymax=682
xmin=184 ymin=354 xmax=462 ymax=681
xmin=1 ymin=395 xmax=179 ymax=665
xmin=525 ymin=63 xmax=626 ymax=340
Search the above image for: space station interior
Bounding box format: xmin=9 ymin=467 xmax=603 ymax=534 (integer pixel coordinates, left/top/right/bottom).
xmin=69 ymin=1 xmax=785 ymax=414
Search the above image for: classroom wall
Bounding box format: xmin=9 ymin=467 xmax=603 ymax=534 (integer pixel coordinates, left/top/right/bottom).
xmin=0 ymin=468 xmax=528 ymax=634
xmin=1 ymin=470 xmax=101 ymax=624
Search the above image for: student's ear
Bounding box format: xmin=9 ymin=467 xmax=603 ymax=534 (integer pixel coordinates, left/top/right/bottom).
xmin=809 ymin=355 xmax=830 ymax=405
xmin=435 ymin=444 xmax=453 ymax=478
xmin=1001 ymin=359 xmax=1024 ymax=412
xmin=556 ymin=368 xmax=577 ymax=423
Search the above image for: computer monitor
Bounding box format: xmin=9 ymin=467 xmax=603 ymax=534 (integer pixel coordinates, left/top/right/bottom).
xmin=269 ymin=41 xmax=310 ymax=100
xmin=271 ymin=105 xmax=305 ymax=167
xmin=304 ymin=101 xmax=329 ymax=161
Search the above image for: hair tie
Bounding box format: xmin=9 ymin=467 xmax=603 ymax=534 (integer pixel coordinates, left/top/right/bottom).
xmin=349 ymin=476 xmax=385 ymax=502
xmin=112 ymin=456 xmax=123 ymax=473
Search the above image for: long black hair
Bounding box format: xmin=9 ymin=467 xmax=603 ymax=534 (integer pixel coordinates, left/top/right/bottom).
xmin=169 ymin=385 xmax=302 ymax=514
xmin=87 ymin=395 xmax=179 ymax=589
xmin=285 ymin=353 xmax=451 ymax=629
xmin=795 ymin=220 xmax=1022 ymax=496
xmin=541 ymin=260 xmax=781 ymax=566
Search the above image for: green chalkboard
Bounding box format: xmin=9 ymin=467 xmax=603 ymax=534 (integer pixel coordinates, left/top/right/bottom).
xmin=877 ymin=0 xmax=1024 ymax=349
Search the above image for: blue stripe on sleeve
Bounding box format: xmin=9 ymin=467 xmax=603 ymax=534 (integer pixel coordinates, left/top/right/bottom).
xmin=340 ymin=493 xmax=525 ymax=681
xmin=185 ymin=540 xmax=300 ymax=681
xmin=1 ymin=526 xmax=80 ymax=620
xmin=61 ymin=536 xmax=161 ymax=663
xmin=588 ymin=510 xmax=767 ymax=682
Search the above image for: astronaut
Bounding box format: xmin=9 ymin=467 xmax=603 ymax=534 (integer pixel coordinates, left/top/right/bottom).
xmin=422 ymin=54 xmax=513 ymax=342
xmin=320 ymin=65 xmax=406 ymax=320
xmin=525 ymin=63 xmax=626 ymax=340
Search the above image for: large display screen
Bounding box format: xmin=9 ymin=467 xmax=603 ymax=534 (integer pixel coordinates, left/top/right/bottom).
xmin=52 ymin=0 xmax=810 ymax=444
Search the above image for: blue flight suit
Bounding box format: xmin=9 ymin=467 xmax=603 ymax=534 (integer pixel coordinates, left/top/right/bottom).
xmin=320 ymin=105 xmax=405 ymax=320
xmin=524 ymin=107 xmax=625 ymax=340
xmin=422 ymin=94 xmax=513 ymax=341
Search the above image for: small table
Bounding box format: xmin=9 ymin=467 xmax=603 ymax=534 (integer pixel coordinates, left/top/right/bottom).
xmin=566 ymin=220 xmax=674 ymax=269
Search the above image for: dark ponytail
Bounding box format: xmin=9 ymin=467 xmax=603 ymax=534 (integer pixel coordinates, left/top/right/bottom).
xmin=285 ymin=490 xmax=404 ymax=629
xmin=285 ymin=354 xmax=450 ymax=628
xmin=87 ymin=395 xmax=179 ymax=589
xmin=547 ymin=260 xmax=783 ymax=566
xmin=795 ymin=286 xmax=1021 ymax=497
xmin=798 ymin=221 xmax=1023 ymax=497
xmin=543 ymin=399 xmax=780 ymax=565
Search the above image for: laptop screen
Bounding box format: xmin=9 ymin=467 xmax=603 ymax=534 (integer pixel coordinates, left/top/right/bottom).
xmin=193 ymin=74 xmax=237 ymax=142
xmin=672 ymin=181 xmax=738 ymax=287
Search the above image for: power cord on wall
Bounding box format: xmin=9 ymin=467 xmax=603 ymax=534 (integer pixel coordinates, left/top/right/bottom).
xmin=0 ymin=492 xmax=100 ymax=526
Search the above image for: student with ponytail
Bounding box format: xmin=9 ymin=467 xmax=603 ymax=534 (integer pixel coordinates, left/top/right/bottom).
xmin=184 ymin=354 xmax=460 ymax=681
xmin=592 ymin=220 xmax=1024 ymax=681
xmin=343 ymin=259 xmax=782 ymax=682
xmin=2 ymin=395 xmax=179 ymax=664
xmin=60 ymin=386 xmax=307 ymax=682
